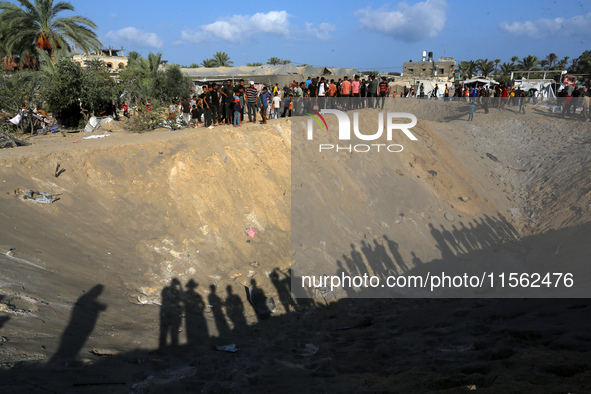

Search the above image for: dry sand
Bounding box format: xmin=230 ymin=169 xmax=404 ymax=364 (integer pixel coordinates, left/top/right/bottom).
xmin=0 ymin=99 xmax=590 ymax=392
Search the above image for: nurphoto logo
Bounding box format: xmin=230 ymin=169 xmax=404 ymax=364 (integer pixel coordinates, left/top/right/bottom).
xmin=304 ymin=108 xmax=419 ymax=153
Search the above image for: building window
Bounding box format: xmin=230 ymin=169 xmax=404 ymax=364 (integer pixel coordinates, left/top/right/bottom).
xmin=107 ymin=62 xmax=113 ymax=69
xmin=118 ymin=63 xmax=125 ymax=69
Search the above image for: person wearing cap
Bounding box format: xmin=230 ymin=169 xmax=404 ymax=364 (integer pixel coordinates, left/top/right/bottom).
xmin=246 ymin=81 xmax=258 ymax=123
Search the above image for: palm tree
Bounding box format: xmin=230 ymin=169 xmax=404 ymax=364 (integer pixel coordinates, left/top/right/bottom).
xmin=212 ymin=51 xmax=232 ymax=67
xmin=539 ymin=59 xmax=549 ymax=70
xmin=510 ymin=56 xmax=519 ymax=64
xmin=280 ymin=59 xmax=291 ymax=64
xmin=499 ymin=62 xmax=514 ymax=80
xmin=246 ymin=62 xmax=262 ymax=66
xmin=558 ymin=56 xmax=570 ymax=69
xmin=546 ymin=53 xmax=557 ymax=68
xmin=518 ymin=55 xmax=538 ymax=77
xmin=267 ymin=57 xmax=281 ymax=65
xmin=0 ymin=0 xmax=101 ymax=63
xmin=459 ymin=60 xmax=476 ymax=79
xmin=201 ymin=58 xmax=216 ymax=68
xmin=478 ymin=59 xmax=495 ymax=78
xmin=494 ymin=59 xmax=501 ymax=75
xmin=147 ymin=52 xmax=162 ymax=74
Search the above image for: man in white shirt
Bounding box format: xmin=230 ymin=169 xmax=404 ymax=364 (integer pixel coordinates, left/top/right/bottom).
xmin=272 ymin=92 xmax=281 ymax=119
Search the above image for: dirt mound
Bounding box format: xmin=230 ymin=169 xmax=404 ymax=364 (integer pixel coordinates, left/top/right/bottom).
xmin=1 ymin=101 xmax=590 ymax=391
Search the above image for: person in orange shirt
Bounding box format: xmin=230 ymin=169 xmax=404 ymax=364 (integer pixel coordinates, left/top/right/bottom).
xmin=340 ymin=76 xmax=352 ymax=111
xmin=327 ymin=79 xmax=337 ymax=109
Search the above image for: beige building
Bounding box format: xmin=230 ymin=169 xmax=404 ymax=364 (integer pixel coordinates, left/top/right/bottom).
xmin=73 ymin=48 xmax=128 ymax=74
xmin=403 ymin=53 xmax=456 ymax=81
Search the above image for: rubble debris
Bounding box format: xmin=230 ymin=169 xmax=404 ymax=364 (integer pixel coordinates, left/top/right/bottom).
xmin=23 ymin=190 xmax=61 ymax=204
xmin=0 ymin=131 xmax=29 ymax=149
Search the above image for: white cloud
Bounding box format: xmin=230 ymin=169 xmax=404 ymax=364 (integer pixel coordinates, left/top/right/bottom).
xmin=306 ymin=23 xmax=336 ymax=40
xmin=499 ymin=13 xmax=591 ymax=39
xmin=180 ymin=11 xmax=290 ymax=44
xmin=355 ymin=0 xmax=448 ymax=42
xmin=105 ymin=27 xmax=164 ymax=49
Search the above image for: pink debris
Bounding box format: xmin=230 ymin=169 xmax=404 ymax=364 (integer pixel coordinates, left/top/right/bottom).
xmin=245 ymin=227 xmax=257 ymax=239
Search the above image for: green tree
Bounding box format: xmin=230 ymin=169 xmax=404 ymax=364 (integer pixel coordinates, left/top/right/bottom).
xmin=546 ymin=53 xmax=557 ymax=68
xmin=246 ymin=62 xmax=262 ymax=66
xmin=478 ymin=59 xmax=495 ymax=78
xmin=201 ymin=58 xmax=216 ymax=68
xmin=499 ymin=62 xmax=514 ymax=81
xmin=212 ymin=51 xmax=232 ymax=67
xmin=518 ymin=55 xmax=538 ymax=77
xmin=459 ymin=60 xmax=476 ymax=79
xmin=152 ymin=64 xmax=192 ymax=102
xmin=510 ymin=56 xmax=519 ymax=64
xmin=558 ymin=56 xmax=569 ymax=69
xmin=0 ymin=0 xmax=101 ymax=63
xmin=280 ymin=59 xmax=291 ymax=64
xmin=267 ymin=57 xmax=281 ymax=65
xmin=539 ymin=59 xmax=549 ymax=69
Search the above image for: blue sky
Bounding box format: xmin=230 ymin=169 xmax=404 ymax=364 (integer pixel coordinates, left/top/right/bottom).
xmin=70 ymin=0 xmax=591 ymax=69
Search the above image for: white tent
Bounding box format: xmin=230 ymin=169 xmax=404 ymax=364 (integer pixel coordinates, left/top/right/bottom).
xmin=514 ymin=79 xmax=556 ymax=99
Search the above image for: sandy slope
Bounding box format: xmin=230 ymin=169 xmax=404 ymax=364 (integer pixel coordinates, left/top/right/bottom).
xmin=0 ymin=100 xmax=590 ymax=392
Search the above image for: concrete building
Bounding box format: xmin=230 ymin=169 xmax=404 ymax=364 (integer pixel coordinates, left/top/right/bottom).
xmin=402 ymin=52 xmax=456 ymax=81
xmin=73 ymin=48 xmax=128 ymax=74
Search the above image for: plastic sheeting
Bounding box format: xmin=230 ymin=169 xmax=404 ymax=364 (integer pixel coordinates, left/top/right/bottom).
xmin=83 ymin=116 xmax=112 ymax=132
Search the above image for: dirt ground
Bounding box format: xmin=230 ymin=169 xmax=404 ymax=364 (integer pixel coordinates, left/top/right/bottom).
xmin=0 ymin=99 xmax=590 ymax=393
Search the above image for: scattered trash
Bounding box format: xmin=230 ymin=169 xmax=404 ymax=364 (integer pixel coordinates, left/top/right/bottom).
xmin=249 ymin=261 xmax=260 ymax=268
xmin=428 ymin=170 xmax=438 ymax=176
xmin=467 ymin=385 xmax=477 ymax=391
xmin=555 ymin=245 xmax=562 ymax=255
xmin=245 ymin=227 xmax=257 ymax=239
xmin=486 ymin=153 xmax=499 ymax=163
xmin=224 ymin=157 xmax=228 ymax=163
xmin=445 ymin=213 xmax=455 ymax=222
xmin=83 ymin=116 xmax=112 ymax=132
xmin=510 ymin=208 xmax=522 ymax=218
xmin=49 ymin=125 xmax=60 ymax=133
xmin=23 ymin=190 xmax=61 ymax=204
xmin=54 ymin=163 xmax=65 ymax=178
xmin=459 ymin=196 xmax=470 ymax=202
xmin=83 ymin=134 xmax=110 ymax=140
xmin=395 ymin=169 xmax=404 ymax=176
xmin=247 ymin=270 xmax=255 ymax=278
xmin=215 ymin=344 xmax=239 ymax=353
xmin=0 ymin=336 xmax=8 ymax=344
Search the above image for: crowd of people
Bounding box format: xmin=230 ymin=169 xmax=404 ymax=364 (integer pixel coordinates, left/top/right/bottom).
xmin=117 ymin=77 xmax=591 ymax=128
xmin=162 ymin=75 xmax=393 ymax=128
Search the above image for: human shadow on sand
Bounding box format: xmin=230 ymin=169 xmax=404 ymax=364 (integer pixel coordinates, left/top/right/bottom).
xmin=47 ymin=284 xmax=107 ymax=365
